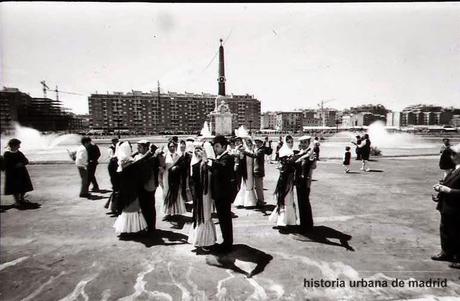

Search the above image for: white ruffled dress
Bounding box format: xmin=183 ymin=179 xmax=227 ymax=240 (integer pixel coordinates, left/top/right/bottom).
xmin=269 ymin=184 xmax=299 ymax=226
xmin=188 ymin=171 xmax=217 ymax=247
xmin=113 ymin=198 xmax=148 ymax=233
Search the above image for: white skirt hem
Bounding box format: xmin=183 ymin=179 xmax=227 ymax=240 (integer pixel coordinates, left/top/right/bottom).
xmin=113 ymin=211 xmax=148 ymax=233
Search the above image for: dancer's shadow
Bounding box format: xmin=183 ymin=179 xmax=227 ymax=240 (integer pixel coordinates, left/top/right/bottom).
xmin=0 ymin=202 xmax=41 ymax=212
xmin=346 ymin=171 xmax=360 ymax=174
xmin=120 ymin=229 xmax=189 ymax=248
xmin=291 ymin=225 xmax=354 ymax=251
xmin=92 ymin=189 xmax=112 ymax=194
xmin=255 ymin=204 xmax=276 ymax=216
xmin=204 ymin=244 xmax=273 ymax=278
xmin=367 ymin=169 xmax=383 ymax=173
xmin=169 ymin=215 xmax=194 ymax=229
xmin=211 ymin=212 xmax=239 ymax=219
xmin=87 ymin=195 xmax=107 ymax=200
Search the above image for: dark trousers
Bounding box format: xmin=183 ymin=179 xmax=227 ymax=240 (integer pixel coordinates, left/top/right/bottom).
xmin=87 ymin=162 xmax=99 ymax=190
xmin=108 ymin=159 xmax=120 ymax=191
xmin=215 ymin=199 xmax=233 ymax=247
xmin=139 ymin=189 xmax=156 ymax=232
xmin=78 ymin=167 xmax=89 ymax=196
xmin=440 ymin=213 xmax=460 ymax=257
xmin=296 ymin=183 xmax=313 ymax=232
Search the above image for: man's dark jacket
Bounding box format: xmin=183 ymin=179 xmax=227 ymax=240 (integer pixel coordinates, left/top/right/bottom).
xmin=209 ymin=152 xmax=235 ymax=202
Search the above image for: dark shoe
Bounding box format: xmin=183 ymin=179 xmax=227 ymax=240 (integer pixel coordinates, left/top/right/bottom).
xmin=91 ymin=188 xmax=100 ymax=192
xmin=79 ymin=193 xmax=91 ymax=198
xmin=449 ymin=262 xmax=460 ymax=269
xmin=431 ymin=252 xmax=453 ymax=261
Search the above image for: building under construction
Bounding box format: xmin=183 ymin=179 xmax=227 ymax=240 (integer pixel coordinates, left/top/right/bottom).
xmin=0 ymin=87 xmax=83 ymax=134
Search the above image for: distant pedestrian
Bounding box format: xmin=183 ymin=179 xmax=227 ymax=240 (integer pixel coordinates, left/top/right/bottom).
xmin=2 ymin=138 xmax=34 ymax=208
xmin=354 ymin=135 xmax=362 ymax=160
xmin=313 ymin=137 xmax=321 ymax=161
xmin=439 ymin=138 xmax=455 ymax=180
xmin=343 ymin=146 xmax=351 ymax=173
xmin=264 ymin=136 xmax=273 ymax=163
xmin=86 ymin=138 xmax=101 ymax=192
xmin=76 ymin=137 xmax=92 ymax=198
xmin=358 ymin=134 xmax=371 ymax=172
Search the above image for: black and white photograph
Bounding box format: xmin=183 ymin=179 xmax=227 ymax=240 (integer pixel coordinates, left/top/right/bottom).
xmin=1 ymin=2 xmax=460 ymax=300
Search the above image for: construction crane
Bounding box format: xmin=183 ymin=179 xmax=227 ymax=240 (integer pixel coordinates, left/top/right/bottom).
xmin=40 ymin=81 xmax=83 ymax=101
xmin=40 ymin=81 xmax=50 ymax=98
xmin=317 ymin=99 xmax=335 ymax=127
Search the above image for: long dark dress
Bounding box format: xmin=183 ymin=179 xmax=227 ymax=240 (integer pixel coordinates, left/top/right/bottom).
xmin=3 ymin=151 xmax=33 ymax=195
xmin=269 ymin=155 xmax=298 ymax=226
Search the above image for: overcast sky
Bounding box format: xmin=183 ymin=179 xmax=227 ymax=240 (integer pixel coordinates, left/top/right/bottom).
xmin=1 ymin=2 xmax=459 ymax=114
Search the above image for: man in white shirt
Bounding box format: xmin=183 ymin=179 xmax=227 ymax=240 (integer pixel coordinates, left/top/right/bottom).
xmin=76 ymin=137 xmax=92 ymax=198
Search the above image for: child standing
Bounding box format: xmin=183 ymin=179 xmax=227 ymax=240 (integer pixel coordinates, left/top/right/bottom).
xmin=343 ymin=146 xmax=351 ymax=173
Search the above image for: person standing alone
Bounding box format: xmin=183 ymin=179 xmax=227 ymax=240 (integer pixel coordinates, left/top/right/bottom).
xmin=76 ymin=137 xmax=91 ymax=198
xmin=86 ymin=138 xmax=101 ymax=192
xmin=2 ymin=138 xmax=34 ymax=208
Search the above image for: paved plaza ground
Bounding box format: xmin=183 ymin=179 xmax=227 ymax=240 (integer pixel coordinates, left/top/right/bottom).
xmin=1 ymin=156 xmax=460 ymax=300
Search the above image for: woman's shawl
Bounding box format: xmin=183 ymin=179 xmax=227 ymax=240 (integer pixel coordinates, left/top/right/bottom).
xmin=274 ymin=155 xmax=296 ymax=213
xmin=180 ymin=152 xmax=192 ymax=202
xmin=164 ymin=152 xmax=184 ymax=210
xmin=278 ymin=136 xmax=294 ymax=158
xmin=191 ymin=161 xmax=208 ymax=227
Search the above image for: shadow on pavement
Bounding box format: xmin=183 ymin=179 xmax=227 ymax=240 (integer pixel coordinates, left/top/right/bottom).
xmin=92 ymin=189 xmax=112 ymax=194
xmin=290 ymin=225 xmax=355 ymax=251
xmin=204 ymin=244 xmax=273 ymax=278
xmin=170 ymin=215 xmax=194 ymax=229
xmin=346 ymin=171 xmax=360 ymax=174
xmin=84 ymin=195 xmax=107 ymax=200
xmin=211 ymin=212 xmax=239 ymax=219
xmin=368 ymin=169 xmax=384 ymax=173
xmin=1 ymin=201 xmax=41 ymax=212
xmin=255 ymin=204 xmax=276 ymax=216
xmin=119 ymin=229 xmax=189 ymax=248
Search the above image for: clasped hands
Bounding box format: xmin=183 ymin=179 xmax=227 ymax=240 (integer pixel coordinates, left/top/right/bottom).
xmin=433 ymin=184 xmax=451 ymax=194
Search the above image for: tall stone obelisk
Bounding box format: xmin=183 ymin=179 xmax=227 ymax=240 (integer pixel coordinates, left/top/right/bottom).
xmin=210 ymin=39 xmax=233 ymax=135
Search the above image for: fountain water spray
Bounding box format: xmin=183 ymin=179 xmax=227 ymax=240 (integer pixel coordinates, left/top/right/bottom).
xmin=1 ymin=123 xmax=81 ymax=151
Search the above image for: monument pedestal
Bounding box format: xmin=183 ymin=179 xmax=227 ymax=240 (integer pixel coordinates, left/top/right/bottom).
xmin=209 ymin=96 xmax=233 ymax=136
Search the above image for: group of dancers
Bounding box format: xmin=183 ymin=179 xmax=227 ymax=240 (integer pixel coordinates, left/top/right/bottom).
xmin=97 ymin=133 xmax=318 ymax=253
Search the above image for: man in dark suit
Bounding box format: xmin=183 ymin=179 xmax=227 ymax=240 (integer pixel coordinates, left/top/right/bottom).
xmin=432 ymin=143 xmax=460 ymax=269
xmin=133 ymin=140 xmax=161 ymax=233
xmin=86 ymin=138 xmax=101 ymax=192
xmin=295 ymin=135 xmax=316 ymax=233
xmin=205 ymin=135 xmax=235 ymax=253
